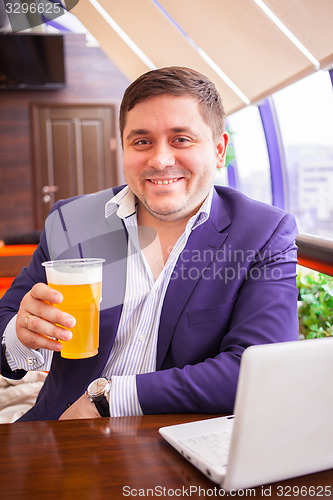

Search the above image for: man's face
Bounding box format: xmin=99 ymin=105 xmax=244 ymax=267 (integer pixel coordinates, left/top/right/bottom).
xmin=122 ymin=94 xmax=228 ymax=224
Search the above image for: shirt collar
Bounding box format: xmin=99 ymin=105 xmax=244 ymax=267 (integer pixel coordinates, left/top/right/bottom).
xmin=105 ymin=186 xmax=136 ymax=219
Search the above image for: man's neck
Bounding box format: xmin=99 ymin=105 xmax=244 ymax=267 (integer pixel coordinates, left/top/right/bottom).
xmin=138 ymin=203 xmax=192 ymax=244
xmin=137 ymin=206 xmax=191 ymax=280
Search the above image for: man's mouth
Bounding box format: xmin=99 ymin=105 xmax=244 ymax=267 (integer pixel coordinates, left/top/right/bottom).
xmin=148 ymin=178 xmax=182 ymax=185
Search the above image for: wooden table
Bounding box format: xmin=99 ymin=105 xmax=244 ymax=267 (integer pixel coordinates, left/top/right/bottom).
xmin=0 ymin=414 xmax=332 ymax=499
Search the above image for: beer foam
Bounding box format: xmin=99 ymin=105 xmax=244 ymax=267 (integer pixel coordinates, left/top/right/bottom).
xmin=45 ymin=265 xmax=102 ymax=285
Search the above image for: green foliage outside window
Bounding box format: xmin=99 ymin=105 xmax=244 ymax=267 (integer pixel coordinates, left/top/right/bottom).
xmin=297 ymin=267 xmax=333 ymax=339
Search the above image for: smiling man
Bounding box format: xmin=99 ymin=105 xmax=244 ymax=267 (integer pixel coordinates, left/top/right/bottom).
xmin=0 ymin=67 xmax=299 ymax=421
xmin=122 ymin=92 xmax=229 ymax=277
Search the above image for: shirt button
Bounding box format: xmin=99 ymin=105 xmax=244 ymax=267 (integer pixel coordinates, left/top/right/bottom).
xmin=138 ymin=335 xmax=145 ymax=342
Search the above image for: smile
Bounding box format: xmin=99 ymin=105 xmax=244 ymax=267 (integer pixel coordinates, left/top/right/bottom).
xmin=148 ymin=178 xmax=181 ymax=185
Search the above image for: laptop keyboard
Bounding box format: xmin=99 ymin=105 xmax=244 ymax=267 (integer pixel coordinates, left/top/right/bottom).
xmin=179 ymin=431 xmax=232 ymax=467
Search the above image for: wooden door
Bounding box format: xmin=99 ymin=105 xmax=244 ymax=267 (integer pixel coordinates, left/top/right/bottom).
xmin=31 ymin=103 xmax=122 ymax=228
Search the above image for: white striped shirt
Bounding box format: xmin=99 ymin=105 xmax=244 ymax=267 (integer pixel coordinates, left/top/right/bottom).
xmin=3 ymin=186 xmax=213 ymax=416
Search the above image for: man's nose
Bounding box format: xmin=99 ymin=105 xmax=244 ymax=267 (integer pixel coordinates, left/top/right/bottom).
xmin=147 ymin=142 xmax=176 ymax=170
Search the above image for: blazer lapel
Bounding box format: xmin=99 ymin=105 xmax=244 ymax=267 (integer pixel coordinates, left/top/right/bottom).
xmin=156 ymin=188 xmax=231 ymax=369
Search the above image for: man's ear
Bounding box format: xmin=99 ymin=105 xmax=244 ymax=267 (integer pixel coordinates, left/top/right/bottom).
xmin=216 ymin=132 xmax=229 ymax=169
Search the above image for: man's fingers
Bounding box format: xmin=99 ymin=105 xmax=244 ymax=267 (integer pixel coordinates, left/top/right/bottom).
xmin=19 ymin=326 xmax=64 ymax=352
xmin=21 ymin=283 xmax=76 ymax=331
xmin=21 ymin=313 xmax=73 ymax=342
xmin=25 ymin=298 xmax=76 ymax=331
xmin=30 ymin=282 xmax=63 ymax=304
xmin=17 ymin=283 xmax=76 ymax=351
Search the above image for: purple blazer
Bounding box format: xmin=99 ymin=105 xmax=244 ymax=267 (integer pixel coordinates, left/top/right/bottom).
xmin=0 ymin=186 xmax=299 ymax=421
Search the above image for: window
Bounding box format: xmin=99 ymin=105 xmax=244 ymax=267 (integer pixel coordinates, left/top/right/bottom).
xmin=272 ymin=71 xmax=333 ymax=239
xmin=226 ymin=106 xmax=272 ymax=204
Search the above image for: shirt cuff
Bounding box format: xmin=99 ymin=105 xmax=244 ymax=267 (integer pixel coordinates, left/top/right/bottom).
xmin=2 ymin=315 xmax=52 ymax=372
xmin=109 ymin=375 xmax=144 ymax=416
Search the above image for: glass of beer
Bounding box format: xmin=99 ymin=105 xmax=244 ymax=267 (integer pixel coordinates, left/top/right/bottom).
xmin=42 ymin=258 xmax=105 ymax=359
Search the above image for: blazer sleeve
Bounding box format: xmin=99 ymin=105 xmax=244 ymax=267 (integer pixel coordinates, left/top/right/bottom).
xmin=136 ymin=212 xmax=299 ymax=415
xmin=0 ymin=231 xmax=50 ymax=378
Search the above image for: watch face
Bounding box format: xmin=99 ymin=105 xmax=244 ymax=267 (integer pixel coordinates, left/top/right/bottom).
xmin=89 ymin=378 xmax=109 ymax=397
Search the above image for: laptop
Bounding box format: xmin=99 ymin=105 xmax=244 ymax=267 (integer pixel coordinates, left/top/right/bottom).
xmin=159 ymin=338 xmax=333 ymax=491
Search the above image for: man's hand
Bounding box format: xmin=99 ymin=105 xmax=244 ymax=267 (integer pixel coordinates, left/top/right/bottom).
xmin=59 ymin=394 xmax=101 ymax=420
xmin=16 ymin=283 xmax=76 ymax=351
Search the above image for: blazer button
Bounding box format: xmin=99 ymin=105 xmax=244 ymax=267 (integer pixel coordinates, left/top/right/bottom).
xmin=65 ymin=402 xmax=72 ymax=409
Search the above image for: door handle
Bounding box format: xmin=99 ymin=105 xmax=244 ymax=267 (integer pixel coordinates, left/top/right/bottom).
xmin=42 ymin=185 xmax=59 ymax=194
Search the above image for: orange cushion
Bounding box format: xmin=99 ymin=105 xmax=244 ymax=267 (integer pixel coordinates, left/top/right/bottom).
xmin=0 ymin=245 xmax=37 ymax=256
xmin=0 ymin=277 xmax=15 ymax=298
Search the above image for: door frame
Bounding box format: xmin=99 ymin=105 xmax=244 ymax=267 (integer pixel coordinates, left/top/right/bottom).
xmin=30 ymin=102 xmax=124 ymax=229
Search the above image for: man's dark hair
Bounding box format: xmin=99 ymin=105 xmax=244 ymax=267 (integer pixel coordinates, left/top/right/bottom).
xmin=119 ymin=66 xmax=225 ymax=144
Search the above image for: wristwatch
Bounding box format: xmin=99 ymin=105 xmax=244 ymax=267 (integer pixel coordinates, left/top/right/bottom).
xmin=86 ymin=377 xmax=111 ymax=417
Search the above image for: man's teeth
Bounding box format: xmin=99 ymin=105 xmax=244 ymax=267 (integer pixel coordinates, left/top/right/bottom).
xmin=150 ymin=178 xmax=179 ymax=185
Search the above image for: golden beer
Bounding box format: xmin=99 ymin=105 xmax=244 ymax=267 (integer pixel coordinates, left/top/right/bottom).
xmin=43 ymin=259 xmax=104 ymax=359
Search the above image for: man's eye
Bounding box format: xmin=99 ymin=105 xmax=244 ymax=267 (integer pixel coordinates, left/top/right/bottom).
xmin=174 ymin=137 xmax=190 ymax=143
xmin=134 ymin=139 xmax=150 ymax=146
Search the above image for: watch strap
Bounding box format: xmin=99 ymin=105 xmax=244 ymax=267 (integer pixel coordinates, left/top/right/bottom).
xmin=92 ymin=394 xmax=110 ymax=417
xmin=86 ymin=378 xmax=111 ymax=417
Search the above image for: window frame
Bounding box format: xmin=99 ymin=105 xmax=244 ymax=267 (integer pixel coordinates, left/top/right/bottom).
xmin=228 ymin=69 xmax=333 ymax=275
